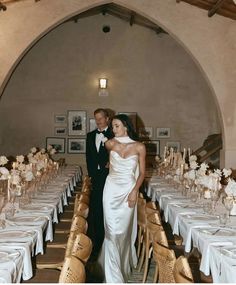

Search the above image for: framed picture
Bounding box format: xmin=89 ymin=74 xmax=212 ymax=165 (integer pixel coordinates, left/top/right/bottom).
xmin=166 ymin=141 xmax=181 ymax=152
xmin=68 ymin=138 xmax=86 ymax=154
xmin=46 ymin=137 xmax=65 ymax=153
xmin=118 ymin=112 xmax=137 ymax=130
xmin=54 ymin=127 xmax=67 ymax=136
xmin=156 ymin=127 xmax=171 ymax=138
xmin=139 ymin=126 xmax=153 ymax=139
xmin=89 ymin=118 xmax=97 ymax=132
xmin=54 ymin=114 xmax=67 ymax=124
xmin=68 ymin=110 xmax=86 ymax=136
xmin=143 ymin=140 xmax=160 ymax=155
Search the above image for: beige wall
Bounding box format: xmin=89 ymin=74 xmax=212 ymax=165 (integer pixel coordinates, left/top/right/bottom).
xmin=0 ymin=0 xmax=235 ymax=167
xmin=0 ymin=12 xmax=220 ymax=168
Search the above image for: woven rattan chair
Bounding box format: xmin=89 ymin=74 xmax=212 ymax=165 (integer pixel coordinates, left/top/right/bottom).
xmin=37 ymin=232 xmax=92 ymax=270
xmin=59 ymin=256 xmax=86 ymax=283
xmin=60 ymin=202 xmax=89 ymax=222
xmin=153 ymin=242 xmax=176 ymax=283
xmin=173 ymin=256 xmax=193 ymax=283
xmin=55 ymin=213 xmax=88 ymax=234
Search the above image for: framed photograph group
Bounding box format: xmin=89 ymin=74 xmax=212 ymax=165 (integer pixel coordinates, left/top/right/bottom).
xmin=166 ymin=141 xmax=181 ymax=152
xmin=156 ymin=127 xmax=170 ymax=138
xmin=143 ymin=140 xmax=160 ymax=155
xmin=68 ymin=110 xmax=87 ymax=136
xmin=46 ymin=137 xmax=65 ymax=153
xmin=68 ymin=138 xmax=86 ymax=154
xmin=54 ymin=114 xmax=67 ymax=124
xmin=54 ymin=127 xmax=67 ymax=136
xmin=139 ymin=126 xmax=153 ymax=139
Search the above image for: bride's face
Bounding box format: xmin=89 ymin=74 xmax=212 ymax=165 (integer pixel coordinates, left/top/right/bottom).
xmin=112 ymin=119 xmax=127 ymax=137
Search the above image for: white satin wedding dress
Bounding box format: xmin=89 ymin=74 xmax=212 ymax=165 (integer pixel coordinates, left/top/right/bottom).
xmin=99 ymin=137 xmax=139 ymax=283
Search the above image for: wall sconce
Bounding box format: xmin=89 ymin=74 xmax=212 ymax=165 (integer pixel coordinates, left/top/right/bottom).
xmin=99 ymin=78 xmax=108 ymax=89
xmin=98 ymin=78 xmax=109 ymax=96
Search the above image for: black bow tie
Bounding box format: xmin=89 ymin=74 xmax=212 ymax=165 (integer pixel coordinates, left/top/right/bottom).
xmin=96 ymin=129 xmax=106 ymax=135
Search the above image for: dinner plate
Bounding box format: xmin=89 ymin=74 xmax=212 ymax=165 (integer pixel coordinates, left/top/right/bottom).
xmin=0 ymin=250 xmax=20 ymax=262
xmin=21 ymin=205 xmax=51 ymax=211
xmin=199 ymin=228 xmax=236 ymax=236
xmin=0 ymin=230 xmax=34 ymax=239
xmin=221 ymin=248 xmax=236 ymax=259
xmin=7 ymin=216 xmax=45 ymax=223
xmin=186 ymin=215 xmax=218 ymax=221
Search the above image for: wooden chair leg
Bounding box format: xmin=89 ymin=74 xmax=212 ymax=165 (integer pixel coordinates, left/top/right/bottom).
xmin=142 ymin=231 xmax=150 ymax=283
xmin=137 ymin=227 xmax=142 ymax=258
xmin=137 ymin=231 xmax=146 ymax=272
xmin=153 ymin=265 xmax=158 ymax=283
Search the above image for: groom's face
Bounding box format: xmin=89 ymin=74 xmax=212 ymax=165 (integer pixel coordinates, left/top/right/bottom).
xmin=94 ymin=112 xmax=109 ymax=130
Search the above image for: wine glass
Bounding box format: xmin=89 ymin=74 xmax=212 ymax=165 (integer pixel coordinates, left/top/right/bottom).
xmin=223 ymin=197 xmax=234 ymax=222
xmin=211 ymin=190 xmax=220 ymax=211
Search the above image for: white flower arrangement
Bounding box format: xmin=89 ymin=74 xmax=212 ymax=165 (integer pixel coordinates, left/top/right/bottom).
xmin=41 ymin=148 xmax=46 ymax=154
xmin=225 ymin=178 xmax=236 ymax=197
xmin=190 ymin=161 xmax=198 ymax=170
xmin=0 ymin=167 xmax=9 ymax=180
xmin=10 ymin=172 xmax=21 ymax=185
xmin=223 ymin=168 xmax=232 ymax=178
xmin=189 ymin=155 xmax=197 ymax=162
xmin=31 ymin=147 xmax=37 ymax=154
xmin=0 ymin=156 xmax=8 ymax=166
xmin=50 ymin=148 xmax=56 ymax=155
xmin=16 ymin=155 xmax=25 ymax=163
xmin=47 ymin=145 xmax=53 ymax=151
xmin=24 ymin=170 xmax=34 ymax=182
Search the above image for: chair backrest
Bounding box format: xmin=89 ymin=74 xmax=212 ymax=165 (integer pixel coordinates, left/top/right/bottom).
xmin=137 ymin=197 xmax=147 ymax=227
xmin=147 ymin=221 xmax=168 ymax=247
xmin=173 ymin=256 xmax=193 ymax=283
xmin=71 ymin=233 xmax=92 ymax=263
xmin=147 ymin=212 xmax=162 ymax=225
xmin=59 ymin=256 xmax=86 ymax=283
xmin=146 ymin=201 xmax=157 ymax=210
xmin=74 ymin=202 xmax=89 ymax=219
xmin=70 ymin=215 xmax=88 ymax=233
xmin=153 ymin=242 xmax=176 ymax=283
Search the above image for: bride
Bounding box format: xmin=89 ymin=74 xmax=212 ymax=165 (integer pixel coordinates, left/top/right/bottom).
xmin=99 ymin=114 xmax=146 ymax=283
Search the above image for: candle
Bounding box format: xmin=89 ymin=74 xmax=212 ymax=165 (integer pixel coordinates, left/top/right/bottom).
xmin=183 ymin=148 xmax=186 ymax=162
xmin=163 ymin=146 xmax=167 ymax=160
xmin=7 ymin=175 xmax=11 ymax=202
xmin=188 ymin=148 xmax=191 ymax=157
xmin=12 ymin=162 xmax=16 ymax=170
xmin=180 ymin=163 xmax=184 ymax=176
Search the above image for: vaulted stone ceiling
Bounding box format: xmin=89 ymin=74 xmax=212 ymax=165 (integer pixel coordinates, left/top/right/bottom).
xmin=0 ymin=0 xmax=236 ymax=20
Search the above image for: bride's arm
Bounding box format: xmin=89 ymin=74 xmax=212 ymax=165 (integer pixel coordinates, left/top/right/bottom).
xmin=127 ymin=143 xmax=146 ymax=208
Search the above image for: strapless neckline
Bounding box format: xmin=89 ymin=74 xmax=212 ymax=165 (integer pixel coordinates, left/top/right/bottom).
xmin=111 ymin=150 xmax=138 ymax=160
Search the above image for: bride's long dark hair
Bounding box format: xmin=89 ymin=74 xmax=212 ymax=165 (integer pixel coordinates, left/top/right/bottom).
xmin=112 ymin=114 xmax=139 ymax=141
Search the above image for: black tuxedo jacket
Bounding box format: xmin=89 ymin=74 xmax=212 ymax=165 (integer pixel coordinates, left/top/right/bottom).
xmin=86 ymin=128 xmax=113 ymax=178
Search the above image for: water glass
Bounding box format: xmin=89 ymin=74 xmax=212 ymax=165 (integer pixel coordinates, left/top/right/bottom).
xmin=219 ymin=213 xmax=228 ymax=225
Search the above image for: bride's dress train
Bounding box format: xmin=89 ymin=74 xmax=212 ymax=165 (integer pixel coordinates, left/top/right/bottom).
xmin=99 ymin=148 xmax=138 ymax=283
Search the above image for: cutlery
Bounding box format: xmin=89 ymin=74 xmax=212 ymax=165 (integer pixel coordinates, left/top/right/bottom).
xmin=212 ymin=229 xmax=220 ymax=235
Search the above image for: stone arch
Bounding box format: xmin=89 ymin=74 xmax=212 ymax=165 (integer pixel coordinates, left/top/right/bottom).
xmin=0 ymin=0 xmax=232 ymax=165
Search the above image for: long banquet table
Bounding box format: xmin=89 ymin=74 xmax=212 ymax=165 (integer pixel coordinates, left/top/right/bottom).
xmin=146 ymin=175 xmax=236 ymax=283
xmin=0 ymin=165 xmax=81 ymax=283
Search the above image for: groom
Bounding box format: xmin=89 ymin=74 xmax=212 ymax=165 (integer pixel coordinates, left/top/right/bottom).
xmin=86 ymin=108 xmax=113 ymax=257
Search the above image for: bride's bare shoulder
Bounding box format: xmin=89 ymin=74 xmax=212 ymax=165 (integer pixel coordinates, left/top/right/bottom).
xmin=135 ymin=142 xmax=146 ymax=152
xmin=105 ymin=138 xmax=116 ymax=149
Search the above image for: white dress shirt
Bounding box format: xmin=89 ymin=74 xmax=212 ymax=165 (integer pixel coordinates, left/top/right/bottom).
xmin=95 ymin=126 xmax=108 ymax=169
xmin=95 ymin=126 xmax=108 ymax=152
